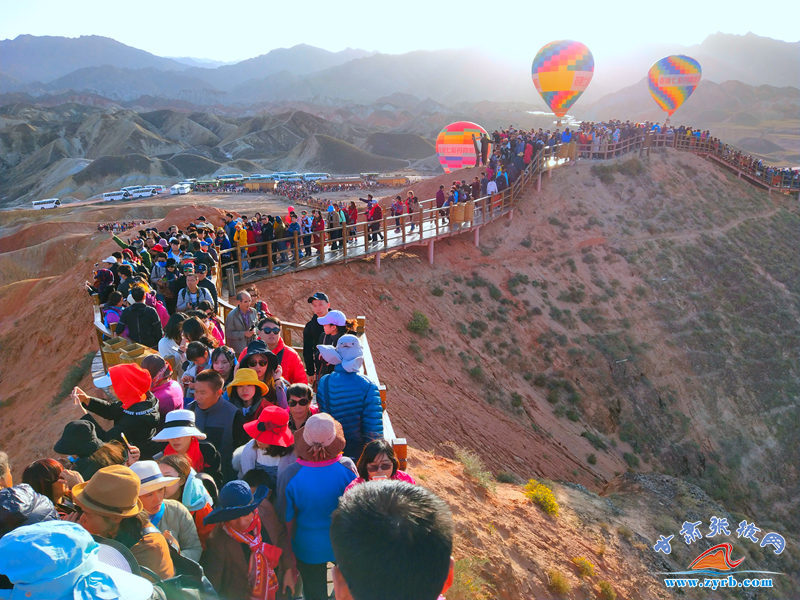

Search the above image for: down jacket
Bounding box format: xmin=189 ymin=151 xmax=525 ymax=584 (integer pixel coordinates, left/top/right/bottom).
xmin=316 ymin=364 xmax=383 ymax=459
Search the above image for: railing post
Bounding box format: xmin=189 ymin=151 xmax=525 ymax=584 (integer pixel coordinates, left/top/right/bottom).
xmin=267 ymin=241 xmax=273 ymax=274
xmin=342 ymin=225 xmax=348 ymax=258
xmin=401 ymin=217 xmax=407 ymax=245
xmin=363 ymin=222 xmax=369 ymax=252
xmin=237 ymin=245 xmax=243 ymax=278
xmin=320 ymin=230 xmax=326 ymax=260
xmin=293 ymin=232 xmax=300 ymax=268
xmin=382 ymin=214 xmax=388 ymax=249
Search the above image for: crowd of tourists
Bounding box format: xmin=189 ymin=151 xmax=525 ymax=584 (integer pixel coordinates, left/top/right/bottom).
xmin=97 ymin=221 xmax=149 ymax=233
xmin=0 ymin=215 xmax=461 ymax=600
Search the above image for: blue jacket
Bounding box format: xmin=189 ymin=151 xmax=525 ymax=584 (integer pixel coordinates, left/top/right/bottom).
xmin=316 ymin=364 xmax=383 ymax=459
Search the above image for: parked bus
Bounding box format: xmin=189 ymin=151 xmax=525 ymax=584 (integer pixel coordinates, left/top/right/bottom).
xmin=120 ymin=186 xmax=141 ymax=192
xmin=218 ymin=173 xmax=244 ymax=180
xmin=302 ymin=172 xmax=331 ymax=181
xmin=170 ymin=184 xmax=191 ymax=195
xmin=31 ymin=198 xmax=61 ymax=210
xmin=128 ymin=187 xmax=156 ymax=199
xmin=270 ymin=171 xmax=300 ymax=181
xmin=144 ymin=185 xmax=167 ymax=194
xmin=103 ymin=191 xmax=130 ymax=202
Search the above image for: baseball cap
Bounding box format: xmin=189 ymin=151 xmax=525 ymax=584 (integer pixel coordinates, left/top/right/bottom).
xmin=318 ymin=310 xmax=346 ymax=326
xmin=307 ymin=292 xmax=329 ymax=303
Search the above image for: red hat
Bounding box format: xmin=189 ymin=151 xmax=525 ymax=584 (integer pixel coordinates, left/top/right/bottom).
xmin=122 ymin=248 xmax=134 ymax=258
xmin=243 ymin=405 xmax=294 ymax=447
xmin=109 ymin=364 xmax=151 ymax=409
xmin=152 ymin=244 xmax=164 ymax=252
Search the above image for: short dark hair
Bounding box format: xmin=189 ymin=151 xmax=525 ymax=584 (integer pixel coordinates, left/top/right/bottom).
xmin=258 ymin=315 xmax=281 ymax=329
xmin=164 ymin=312 xmax=187 ymax=343
xmin=107 ymin=291 xmax=123 ymax=307
xmin=130 ymin=286 xmax=146 ymax=302
xmin=331 ymin=482 xmax=453 ymax=600
xmin=286 ymin=383 xmax=312 ymax=401
xmin=117 ymin=264 xmax=133 ymax=278
xmin=186 ymin=341 xmax=209 ymax=361
xmin=195 ymin=368 xmax=223 ymax=391
xmin=355 ymin=439 xmax=398 ymax=481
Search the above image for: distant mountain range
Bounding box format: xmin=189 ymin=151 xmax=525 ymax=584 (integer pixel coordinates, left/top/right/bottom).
xmin=1 ymin=33 xmax=797 ymax=106
xmin=1 ymin=32 xmax=798 ymax=207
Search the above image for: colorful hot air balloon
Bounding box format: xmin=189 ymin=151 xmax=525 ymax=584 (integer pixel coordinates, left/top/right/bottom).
xmin=531 ymin=40 xmax=594 ymax=118
xmin=648 ymin=55 xmax=702 ymax=117
xmin=435 ymin=121 xmax=489 ymax=173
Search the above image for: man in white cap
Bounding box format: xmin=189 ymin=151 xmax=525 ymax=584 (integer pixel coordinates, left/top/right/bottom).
xmin=130 ymin=460 xmax=202 ymax=561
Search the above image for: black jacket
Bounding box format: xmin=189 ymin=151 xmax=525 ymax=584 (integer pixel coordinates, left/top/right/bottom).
xmin=119 ymin=302 xmax=162 ymax=348
xmin=302 ymin=314 xmax=324 ymax=377
xmin=86 ymin=394 xmax=160 ymax=456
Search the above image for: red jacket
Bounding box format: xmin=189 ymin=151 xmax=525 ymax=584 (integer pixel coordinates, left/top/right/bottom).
xmin=238 ymin=336 xmax=308 ymax=384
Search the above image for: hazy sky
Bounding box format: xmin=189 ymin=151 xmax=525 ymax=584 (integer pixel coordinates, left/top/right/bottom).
xmin=3 ymin=0 xmax=798 ymax=63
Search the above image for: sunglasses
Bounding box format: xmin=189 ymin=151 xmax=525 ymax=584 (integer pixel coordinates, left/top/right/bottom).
xmin=261 ymin=327 xmax=280 ymax=335
xmin=288 ymin=397 xmax=310 ymax=407
xmin=251 ymin=359 xmax=270 ymax=367
xmin=366 ymin=462 xmax=393 ymax=472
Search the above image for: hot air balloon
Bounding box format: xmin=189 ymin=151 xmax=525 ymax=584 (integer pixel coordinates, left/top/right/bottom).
xmin=435 ymin=121 xmax=490 ymax=173
xmin=531 ymin=40 xmax=594 ymax=119
xmin=648 ymin=55 xmax=702 ymax=117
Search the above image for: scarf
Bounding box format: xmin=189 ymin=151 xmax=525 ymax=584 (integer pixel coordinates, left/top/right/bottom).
xmin=150 ymin=501 xmax=166 ymax=529
xmin=223 ymin=512 xmax=282 ymax=600
xmin=165 ymin=436 xmax=205 ymax=473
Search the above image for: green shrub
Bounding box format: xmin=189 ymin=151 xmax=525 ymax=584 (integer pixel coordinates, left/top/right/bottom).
xmin=587 ymin=453 xmax=597 ymax=465
xmin=547 ymin=569 xmax=571 ymax=595
xmin=623 ymin=452 xmax=640 ymax=468
xmin=591 ymin=164 xmax=615 ymax=184
xmin=495 ymin=471 xmax=522 ymax=484
xmin=407 ymin=311 xmax=430 ymax=335
xmin=447 ymin=557 xmax=493 ymax=600
xmin=468 ymin=366 xmax=485 ymax=382
xmin=572 ymin=556 xmax=596 ymax=578
xmin=598 ymin=580 xmax=617 ymax=600
xmin=446 ymin=443 xmax=495 ymax=492
xmin=511 ymin=392 xmax=523 ymax=407
xmin=431 ymin=286 xmax=444 ymax=296
xmin=524 ymin=479 xmax=559 ymax=516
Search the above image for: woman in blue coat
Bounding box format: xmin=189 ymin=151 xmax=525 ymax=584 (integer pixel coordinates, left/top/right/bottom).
xmin=315 ymin=335 xmax=383 ymax=460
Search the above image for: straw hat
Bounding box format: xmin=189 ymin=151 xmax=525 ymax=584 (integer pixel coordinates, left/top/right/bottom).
xmin=226 ymin=367 xmax=269 ymax=396
xmin=129 ymin=461 xmax=179 ymax=495
xmin=72 ymin=465 xmax=144 ymax=518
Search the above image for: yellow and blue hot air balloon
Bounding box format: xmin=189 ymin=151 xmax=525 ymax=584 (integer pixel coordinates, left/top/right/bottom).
xmin=648 ymin=55 xmax=702 ymax=117
xmin=531 ymin=40 xmax=594 ymax=118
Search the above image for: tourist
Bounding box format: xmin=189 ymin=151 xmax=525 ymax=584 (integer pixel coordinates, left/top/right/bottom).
xmin=316 ymin=335 xmax=383 ymax=460
xmin=140 ymin=354 xmax=183 ymax=425
xmin=158 ymin=312 xmax=187 ymax=379
xmin=236 ymin=405 xmax=295 ymax=488
xmin=303 ymin=291 xmax=330 ymax=385
xmin=238 ymin=340 xmax=288 ymax=409
xmin=344 ymin=439 xmax=415 ymax=493
xmin=254 ymin=315 xmax=307 ymax=384
xmin=330 ymin=482 xmax=454 ymax=600
xmin=130 ymin=460 xmax=202 ymax=561
xmin=0 ymin=521 xmax=155 ymax=600
xmin=286 ymin=383 xmax=316 ymax=431
xmin=156 ymin=453 xmax=215 ymax=546
xmin=118 ymin=286 xmax=162 ymax=348
xmin=285 ymin=414 xmax=356 ymax=600
xmin=152 ymin=409 xmax=222 ymax=488
xmin=227 ymin=367 xmax=271 ymax=422
xmin=211 ymin=345 xmax=237 ymax=391
xmin=225 ymin=291 xmax=258 ymax=355
xmin=71 ymin=363 xmax=159 ymax=457
xmin=21 ymin=458 xmax=81 ymax=516
xmin=72 ymin=464 xmax=175 ymax=579
xmin=201 ymin=480 xmax=285 ymax=600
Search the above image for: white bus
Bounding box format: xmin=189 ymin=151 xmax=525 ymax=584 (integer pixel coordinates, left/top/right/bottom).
xmin=170 ymin=184 xmax=191 ymax=195
xmin=103 ymin=191 xmax=130 ymax=202
xmin=302 ymin=173 xmax=331 ymax=181
xmin=128 ymin=187 xmax=156 ymax=199
xmin=144 ymin=185 xmax=167 ymax=194
xmin=120 ymin=186 xmax=141 ymax=192
xmin=270 ymin=171 xmax=300 ymax=181
xmin=31 ymin=198 xmax=61 ymax=209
